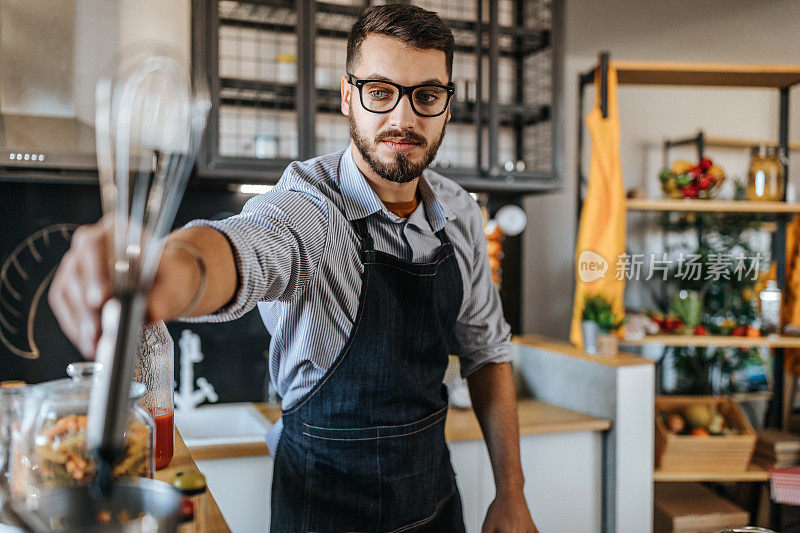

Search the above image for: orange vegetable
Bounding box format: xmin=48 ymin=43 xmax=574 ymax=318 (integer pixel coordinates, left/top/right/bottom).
xmin=746 ymin=326 xmax=760 ymax=338
xmin=484 ymin=225 xmax=503 ymax=240
xmin=486 ymin=240 xmax=502 ymax=257
xmin=690 ymin=427 xmax=709 ymax=437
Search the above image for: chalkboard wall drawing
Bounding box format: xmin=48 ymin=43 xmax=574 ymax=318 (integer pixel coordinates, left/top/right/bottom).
xmin=0 ymin=180 xmax=269 ymax=403
xmin=1 ymin=224 xmax=77 ymax=359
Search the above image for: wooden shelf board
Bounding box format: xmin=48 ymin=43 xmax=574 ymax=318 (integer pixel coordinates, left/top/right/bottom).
xmin=626 ymin=198 xmax=800 ymax=213
xmin=621 ymin=334 xmax=800 ymax=348
xmin=730 ymin=391 xmax=773 ymax=403
xmin=704 ymin=136 xmax=800 ymax=151
xmin=606 ymin=60 xmax=800 ymax=88
xmin=654 ymin=462 xmax=769 ymax=482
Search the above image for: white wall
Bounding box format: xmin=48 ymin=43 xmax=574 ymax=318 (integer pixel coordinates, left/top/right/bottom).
xmin=73 ymin=0 xmax=120 ymax=124
xmin=522 ymin=0 xmax=800 ymax=338
xmin=0 ymin=0 xmax=75 ymax=116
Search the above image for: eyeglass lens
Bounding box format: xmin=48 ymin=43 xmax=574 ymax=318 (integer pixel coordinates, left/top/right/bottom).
xmin=360 ymin=81 xmax=449 ymax=116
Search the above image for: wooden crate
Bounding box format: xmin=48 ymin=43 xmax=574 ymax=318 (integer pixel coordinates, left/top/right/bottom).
xmin=655 ymin=396 xmax=756 ymax=472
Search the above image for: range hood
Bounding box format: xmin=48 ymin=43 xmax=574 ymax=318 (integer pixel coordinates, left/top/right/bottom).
xmin=0 ymin=0 xmax=114 ymax=180
xmin=1 ymin=113 xmax=98 ymax=172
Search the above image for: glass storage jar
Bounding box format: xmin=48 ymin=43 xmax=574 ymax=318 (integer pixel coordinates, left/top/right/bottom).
xmin=746 ymin=145 xmax=785 ymax=201
xmin=135 ymin=321 xmax=174 ymax=470
xmin=10 ymin=362 xmax=154 ymax=510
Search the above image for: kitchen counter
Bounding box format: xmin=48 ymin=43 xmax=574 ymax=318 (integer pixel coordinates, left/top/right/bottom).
xmin=514 ymin=335 xmax=655 ymax=533
xmin=155 ymin=428 xmax=231 ymax=533
xmin=513 ymin=334 xmax=654 ymax=367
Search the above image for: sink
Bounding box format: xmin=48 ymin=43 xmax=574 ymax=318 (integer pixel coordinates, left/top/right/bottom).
xmin=174 ymin=402 xmax=271 ymax=448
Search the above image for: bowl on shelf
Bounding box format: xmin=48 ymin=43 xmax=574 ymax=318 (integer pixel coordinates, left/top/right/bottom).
xmin=660 ymin=158 xmax=725 ymax=200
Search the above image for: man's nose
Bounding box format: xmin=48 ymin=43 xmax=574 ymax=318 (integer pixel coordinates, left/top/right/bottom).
xmin=387 ymin=93 xmax=417 ymax=130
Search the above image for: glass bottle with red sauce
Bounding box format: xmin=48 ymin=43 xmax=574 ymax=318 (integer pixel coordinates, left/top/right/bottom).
xmin=135 ymin=322 xmax=174 ymax=469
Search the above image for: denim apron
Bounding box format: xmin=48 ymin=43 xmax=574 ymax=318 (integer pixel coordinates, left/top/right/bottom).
xmin=270 ymin=216 xmax=466 ymax=532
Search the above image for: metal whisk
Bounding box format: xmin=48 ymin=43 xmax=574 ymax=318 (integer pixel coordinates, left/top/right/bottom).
xmin=88 ymin=48 xmax=210 ymax=495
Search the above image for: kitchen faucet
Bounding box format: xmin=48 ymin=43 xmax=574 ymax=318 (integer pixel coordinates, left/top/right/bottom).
xmin=174 ymin=329 xmax=218 ymax=411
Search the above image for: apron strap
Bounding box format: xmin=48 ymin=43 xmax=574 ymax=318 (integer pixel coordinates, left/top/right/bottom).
xmin=355 ymin=217 xmax=452 ymax=257
xmin=352 ymin=218 xmax=374 ymax=252
xmin=434 ymin=228 xmax=452 ymax=246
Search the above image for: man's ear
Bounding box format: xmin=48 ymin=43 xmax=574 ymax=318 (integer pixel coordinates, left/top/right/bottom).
xmin=341 ymin=75 xmax=351 ymax=116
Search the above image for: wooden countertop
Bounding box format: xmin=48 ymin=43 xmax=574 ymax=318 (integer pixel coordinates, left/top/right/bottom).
xmin=445 ymin=399 xmax=611 ymax=441
xmin=253 ymin=399 xmax=611 ymax=446
xmin=513 ymin=334 xmax=654 ymax=368
xmin=154 ymin=428 xmax=231 ymax=533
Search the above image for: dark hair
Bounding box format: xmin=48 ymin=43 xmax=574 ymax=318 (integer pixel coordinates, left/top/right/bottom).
xmin=346 ymin=4 xmax=455 ymax=79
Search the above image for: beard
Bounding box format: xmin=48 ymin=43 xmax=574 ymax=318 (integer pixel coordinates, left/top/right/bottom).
xmin=349 ymin=113 xmax=447 ymax=184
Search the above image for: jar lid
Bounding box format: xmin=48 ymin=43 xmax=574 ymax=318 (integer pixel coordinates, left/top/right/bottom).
xmin=35 ymin=363 xmax=145 ymax=402
xmin=751 ymin=144 xmax=779 ymax=156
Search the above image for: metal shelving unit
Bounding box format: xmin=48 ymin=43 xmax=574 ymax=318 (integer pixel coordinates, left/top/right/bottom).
xmin=575 ymin=57 xmax=800 ymax=529
xmin=577 ymin=54 xmax=800 ymax=430
xmin=191 ymin=0 xmax=564 ymax=194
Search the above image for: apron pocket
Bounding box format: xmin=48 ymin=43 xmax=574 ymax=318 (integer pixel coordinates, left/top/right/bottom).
xmin=303 ymin=407 xmax=456 ymax=532
xmin=375 ymin=410 xmax=454 ymax=532
xmin=301 ymin=428 xmax=381 ymax=533
xmin=300 ymin=407 xmax=454 ymax=533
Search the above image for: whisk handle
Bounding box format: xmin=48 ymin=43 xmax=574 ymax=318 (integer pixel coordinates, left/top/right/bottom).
xmin=87 ymin=293 xmax=147 ymax=476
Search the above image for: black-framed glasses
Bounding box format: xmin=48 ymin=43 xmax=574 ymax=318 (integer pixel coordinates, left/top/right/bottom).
xmin=347 ymin=73 xmax=455 ymax=118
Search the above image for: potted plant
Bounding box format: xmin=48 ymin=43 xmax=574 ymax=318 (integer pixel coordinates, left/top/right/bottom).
xmin=582 ymin=293 xmax=625 ymax=355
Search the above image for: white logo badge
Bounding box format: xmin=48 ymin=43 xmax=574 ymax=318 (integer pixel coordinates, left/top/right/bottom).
xmin=578 ymin=251 xmax=608 ymax=283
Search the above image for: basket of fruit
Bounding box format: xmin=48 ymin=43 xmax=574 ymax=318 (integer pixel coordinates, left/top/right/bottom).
xmin=655 ymin=396 xmax=756 ymax=472
xmin=659 ymin=158 xmax=725 ymax=199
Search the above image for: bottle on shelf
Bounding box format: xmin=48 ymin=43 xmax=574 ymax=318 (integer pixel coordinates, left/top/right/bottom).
xmin=747 ymin=145 xmax=785 ymax=201
xmin=759 ymin=280 xmax=782 ymax=335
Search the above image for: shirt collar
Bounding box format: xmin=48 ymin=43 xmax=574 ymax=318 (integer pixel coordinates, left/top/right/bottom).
xmin=338 ymin=144 xmax=453 ymax=232
xmin=338 ymin=144 xmax=384 ymax=222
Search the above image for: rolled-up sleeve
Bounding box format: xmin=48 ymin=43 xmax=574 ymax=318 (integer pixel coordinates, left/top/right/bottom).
xmin=182 ymin=182 xmax=329 ymax=322
xmin=453 ymin=203 xmax=513 ymax=378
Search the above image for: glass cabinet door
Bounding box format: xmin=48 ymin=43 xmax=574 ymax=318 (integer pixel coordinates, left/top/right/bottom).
xmin=217 ymin=2 xmax=300 ymax=161
xmin=194 ymin=0 xmax=562 ymax=192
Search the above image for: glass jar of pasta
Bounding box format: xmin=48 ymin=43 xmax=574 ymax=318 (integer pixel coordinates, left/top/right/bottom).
xmin=10 ymin=362 xmax=154 ymax=510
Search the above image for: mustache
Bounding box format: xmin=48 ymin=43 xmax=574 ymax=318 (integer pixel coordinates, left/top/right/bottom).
xmin=375 ymin=130 xmax=427 ymax=146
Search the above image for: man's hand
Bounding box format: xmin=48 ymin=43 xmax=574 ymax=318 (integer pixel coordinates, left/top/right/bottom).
xmin=482 ymin=491 xmax=538 ymax=533
xmin=48 ymin=220 xmax=236 ymax=359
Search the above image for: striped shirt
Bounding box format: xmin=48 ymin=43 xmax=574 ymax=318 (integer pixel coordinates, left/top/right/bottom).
xmin=185 ymin=145 xmax=512 ymax=449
